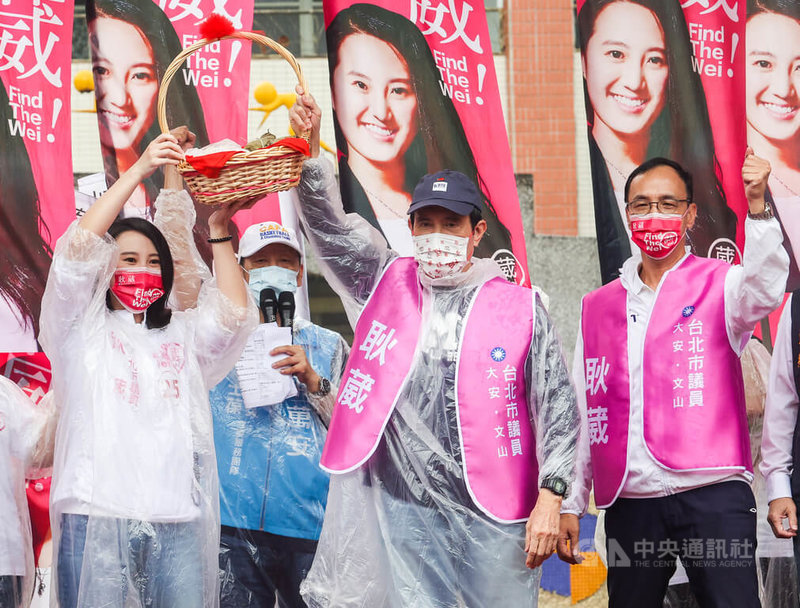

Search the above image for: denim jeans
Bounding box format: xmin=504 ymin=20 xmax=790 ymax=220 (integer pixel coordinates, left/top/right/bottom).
xmin=219 ymin=526 xmax=317 ymax=608
xmin=57 ymin=513 xmax=203 ymax=608
xmin=0 ymin=575 xmax=23 ymax=608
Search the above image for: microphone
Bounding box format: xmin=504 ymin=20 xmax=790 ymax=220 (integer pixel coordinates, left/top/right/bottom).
xmin=278 ymin=291 xmax=295 ymax=333
xmin=259 ymin=288 xmax=277 ymax=324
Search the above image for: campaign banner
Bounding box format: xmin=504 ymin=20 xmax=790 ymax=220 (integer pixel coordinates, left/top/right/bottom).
xmin=0 ymin=0 xmax=75 ymax=352
xmin=576 ymin=0 xmax=745 ymax=285
xmin=321 ymin=0 xmax=529 ymax=285
xmin=86 ymin=0 xmax=254 ymax=221
xmin=155 ymin=0 xmax=253 ymax=145
xmin=744 ymin=2 xmax=800 ymax=292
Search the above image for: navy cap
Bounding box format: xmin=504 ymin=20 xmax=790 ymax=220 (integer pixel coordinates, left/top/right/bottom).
xmin=407 ymin=170 xmax=483 ymax=216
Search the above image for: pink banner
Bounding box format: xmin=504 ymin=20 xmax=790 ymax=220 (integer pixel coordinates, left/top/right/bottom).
xmin=576 ymin=0 xmax=744 ymax=285
xmin=155 ymin=0 xmax=253 ymax=146
xmin=0 ymin=353 xmax=53 ymax=405
xmin=0 ymin=0 xmax=74 ymax=352
xmin=322 ymin=0 xmax=529 ymax=286
xmin=682 ymin=0 xmax=747 ymax=250
xmin=87 ymin=0 xmax=253 ymax=223
xmin=744 ymin=2 xmax=800 ymax=294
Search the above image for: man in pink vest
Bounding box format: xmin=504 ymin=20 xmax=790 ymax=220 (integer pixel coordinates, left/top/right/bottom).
xmin=560 ymin=152 xmax=789 ymax=607
xmin=289 ymin=92 xmax=579 ymax=607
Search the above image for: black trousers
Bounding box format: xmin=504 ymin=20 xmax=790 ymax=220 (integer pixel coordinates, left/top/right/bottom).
xmin=604 ymin=480 xmax=760 ymax=608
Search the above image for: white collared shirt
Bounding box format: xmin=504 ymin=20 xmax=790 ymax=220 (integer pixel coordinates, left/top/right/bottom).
xmin=761 ymin=293 xmax=798 ymax=503
xmin=565 ymin=217 xmax=789 ymax=514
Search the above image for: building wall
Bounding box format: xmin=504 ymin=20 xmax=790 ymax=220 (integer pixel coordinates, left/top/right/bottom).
xmin=507 ymin=0 xmax=579 ymax=237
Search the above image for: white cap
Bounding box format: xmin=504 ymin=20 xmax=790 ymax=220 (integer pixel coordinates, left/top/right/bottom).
xmin=237 ymin=221 xmax=303 ymax=261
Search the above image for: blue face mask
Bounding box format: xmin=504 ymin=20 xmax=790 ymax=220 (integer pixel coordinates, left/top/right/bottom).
xmin=247 ymin=265 xmax=299 ymax=298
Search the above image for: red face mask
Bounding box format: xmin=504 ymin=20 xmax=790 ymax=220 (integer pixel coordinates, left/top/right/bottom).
xmin=629 ymin=212 xmax=686 ymax=260
xmin=111 ymin=268 xmax=164 ymax=313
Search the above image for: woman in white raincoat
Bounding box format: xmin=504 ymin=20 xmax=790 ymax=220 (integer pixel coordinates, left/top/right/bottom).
xmin=0 ymin=377 xmax=51 ymax=608
xmin=39 ymin=129 xmax=257 ymax=608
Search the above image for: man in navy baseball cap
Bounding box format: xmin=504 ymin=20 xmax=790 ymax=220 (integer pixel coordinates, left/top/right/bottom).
xmin=405 ymin=170 xmax=488 ymax=279
xmin=289 ymin=93 xmax=579 ymax=608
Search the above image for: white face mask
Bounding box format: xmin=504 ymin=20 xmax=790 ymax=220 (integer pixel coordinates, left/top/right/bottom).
xmin=412 ymin=232 xmax=470 ymax=279
xmin=247 ymin=265 xmax=299 ymax=299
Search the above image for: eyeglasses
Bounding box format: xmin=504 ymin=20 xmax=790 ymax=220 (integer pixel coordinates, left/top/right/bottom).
xmin=626 ymin=197 xmax=691 ymax=216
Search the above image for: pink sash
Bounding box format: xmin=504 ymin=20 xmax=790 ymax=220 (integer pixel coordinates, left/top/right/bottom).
xmin=580 ymin=283 xmax=630 ymax=508
xmin=457 ymin=277 xmax=538 ymax=521
xmin=642 ymin=256 xmax=751 ymax=472
xmin=321 ymin=258 xmax=421 ymax=473
xmin=322 ymin=259 xmax=538 ymax=522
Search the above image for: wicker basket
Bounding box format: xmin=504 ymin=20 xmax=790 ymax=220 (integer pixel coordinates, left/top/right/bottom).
xmin=157 ymin=31 xmax=309 ymax=206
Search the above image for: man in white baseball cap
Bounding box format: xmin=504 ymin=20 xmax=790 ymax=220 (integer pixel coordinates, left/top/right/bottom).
xmin=237 ymin=221 xmax=304 ymax=261
xmin=236 ymin=221 xmax=306 ymax=305
xmin=210 ymin=220 xmax=350 ymax=608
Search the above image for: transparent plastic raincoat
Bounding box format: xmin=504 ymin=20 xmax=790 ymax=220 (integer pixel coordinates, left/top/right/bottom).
xmin=293 ymin=158 xmax=578 ymax=608
xmin=0 ymin=376 xmax=50 ymax=608
xmin=39 ymin=200 xmax=257 ymax=608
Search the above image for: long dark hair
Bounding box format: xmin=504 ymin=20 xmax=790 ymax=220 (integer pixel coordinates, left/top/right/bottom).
xmin=578 ymin=0 xmax=738 ymax=281
xmin=0 ymin=80 xmax=51 ymax=339
xmin=326 ymin=3 xmax=512 ymax=258
xmin=748 ymin=0 xmax=800 ymax=20
xmin=86 ymin=0 xmax=210 ymax=207
xmin=107 ymin=218 xmax=173 ymax=330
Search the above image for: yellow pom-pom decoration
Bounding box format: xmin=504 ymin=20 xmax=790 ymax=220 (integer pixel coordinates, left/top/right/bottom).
xmin=74 ymin=70 xmax=94 ymax=93
xmin=254 ymin=81 xmax=277 ymax=106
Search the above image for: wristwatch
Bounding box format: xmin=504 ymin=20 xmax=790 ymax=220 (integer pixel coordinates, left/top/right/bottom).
xmin=311 ymin=377 xmax=331 ymax=397
xmin=747 ymin=201 xmax=773 ymax=221
xmin=541 ymin=476 xmax=568 ymax=498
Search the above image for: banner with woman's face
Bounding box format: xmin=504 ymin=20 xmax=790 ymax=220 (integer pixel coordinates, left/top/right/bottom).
xmin=87 ymin=0 xmax=254 ymax=220
xmin=745 ymin=0 xmax=800 ymax=292
xmin=322 ymin=0 xmax=530 ymax=286
xmin=0 ymin=0 xmax=75 ymax=353
xmin=577 ymin=0 xmax=747 ymax=285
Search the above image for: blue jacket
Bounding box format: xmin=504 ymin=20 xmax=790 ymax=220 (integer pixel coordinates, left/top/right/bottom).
xmin=211 ymin=319 xmax=348 ymax=540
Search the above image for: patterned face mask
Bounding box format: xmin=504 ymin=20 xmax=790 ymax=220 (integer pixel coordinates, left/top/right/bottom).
xmin=412 ymin=233 xmax=470 ymax=279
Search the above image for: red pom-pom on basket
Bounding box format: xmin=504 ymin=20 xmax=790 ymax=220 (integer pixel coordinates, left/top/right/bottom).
xmin=200 ymin=13 xmax=235 ymax=40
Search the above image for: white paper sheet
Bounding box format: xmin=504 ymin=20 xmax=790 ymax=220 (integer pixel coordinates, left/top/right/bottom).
xmin=235 ymin=323 xmax=298 ymax=409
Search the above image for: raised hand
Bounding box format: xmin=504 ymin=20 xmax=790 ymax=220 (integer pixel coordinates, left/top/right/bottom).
xmin=289 ymin=85 xmax=322 ymax=158
xmin=132 ymin=133 xmax=185 ymax=181
xmin=742 ymin=146 xmax=771 ymax=214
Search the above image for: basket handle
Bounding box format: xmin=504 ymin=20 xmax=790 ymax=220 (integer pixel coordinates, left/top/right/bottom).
xmin=157 ymin=31 xmax=309 ymax=137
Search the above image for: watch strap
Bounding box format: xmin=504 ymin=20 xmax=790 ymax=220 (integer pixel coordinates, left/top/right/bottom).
xmin=311 ymin=377 xmax=331 ymax=397
xmin=747 ymin=202 xmax=773 ymax=221
xmin=541 ymin=476 xmax=568 ymax=497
